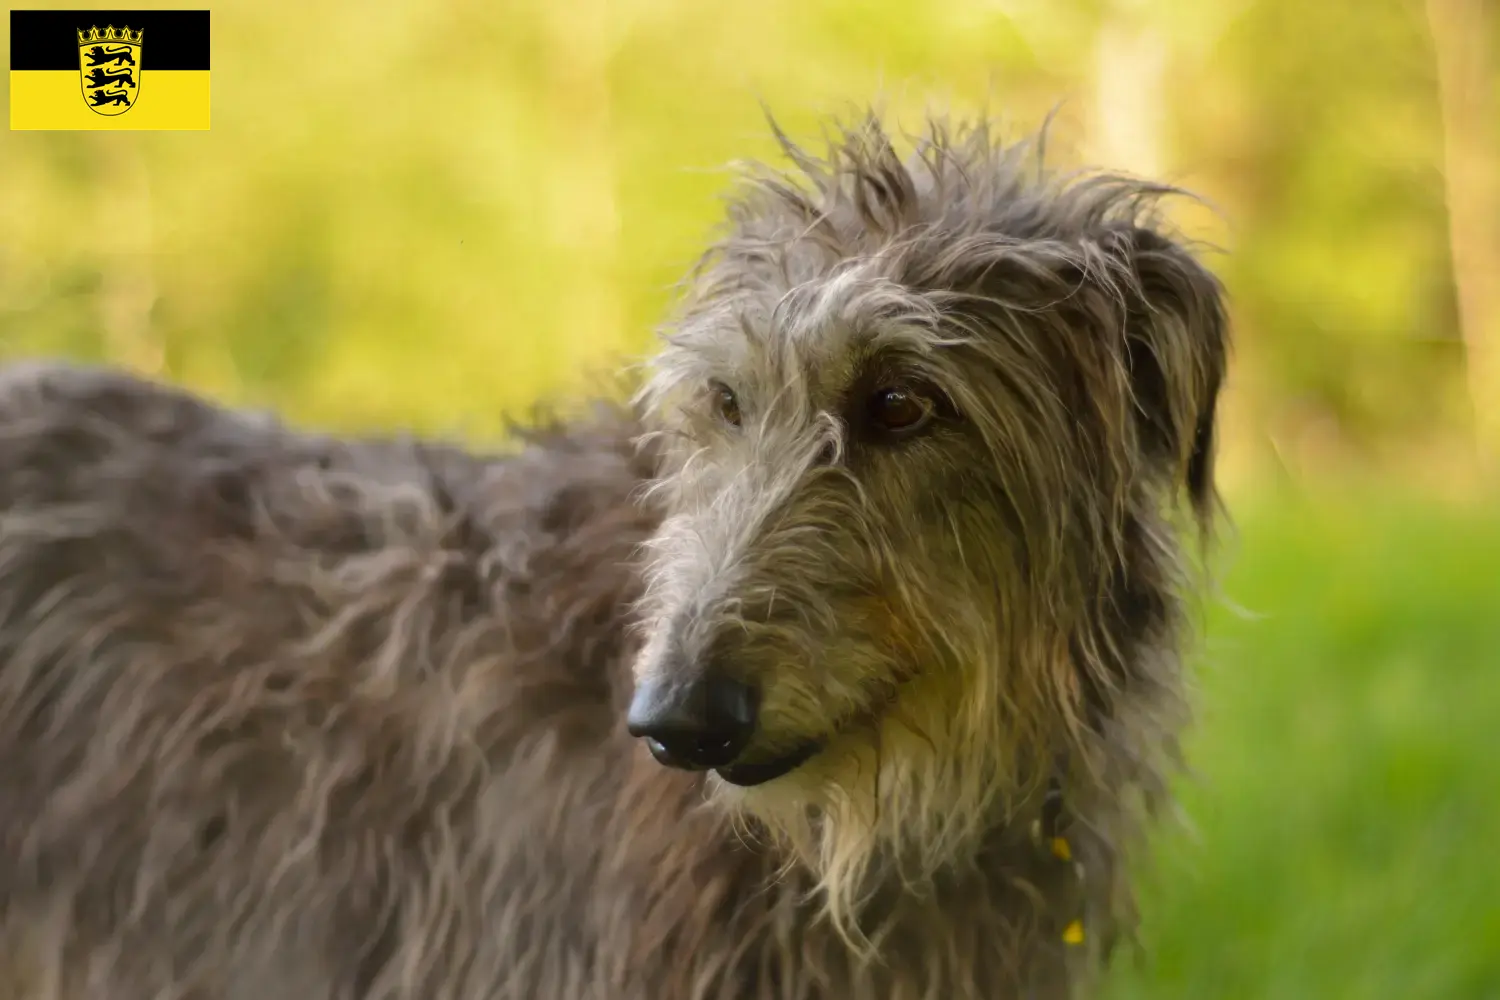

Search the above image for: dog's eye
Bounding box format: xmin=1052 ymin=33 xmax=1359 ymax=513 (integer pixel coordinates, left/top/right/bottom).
xmin=710 ymin=381 xmax=741 ymax=428
xmin=868 ymin=386 xmax=933 ymax=435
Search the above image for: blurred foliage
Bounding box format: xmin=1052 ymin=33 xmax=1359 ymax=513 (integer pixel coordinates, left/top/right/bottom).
xmin=1 ymin=1 xmax=1497 ymax=994
xmin=3 ymin=0 xmax=1497 ymax=497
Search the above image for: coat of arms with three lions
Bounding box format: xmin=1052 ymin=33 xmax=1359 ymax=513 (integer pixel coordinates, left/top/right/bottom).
xmin=77 ymin=23 xmax=143 ymax=116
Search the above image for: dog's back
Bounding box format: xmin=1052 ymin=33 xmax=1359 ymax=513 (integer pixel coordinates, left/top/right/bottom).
xmin=0 ymin=362 xmax=672 ymax=998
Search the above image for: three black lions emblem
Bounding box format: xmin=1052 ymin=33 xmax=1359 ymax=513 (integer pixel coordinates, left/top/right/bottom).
xmin=77 ymin=24 xmax=143 ymax=116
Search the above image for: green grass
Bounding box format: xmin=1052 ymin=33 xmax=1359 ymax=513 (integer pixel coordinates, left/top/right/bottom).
xmin=1101 ymin=492 xmax=1500 ymax=1000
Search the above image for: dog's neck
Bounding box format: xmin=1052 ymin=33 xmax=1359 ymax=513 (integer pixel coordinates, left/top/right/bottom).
xmin=776 ymin=770 xmax=1113 ymax=996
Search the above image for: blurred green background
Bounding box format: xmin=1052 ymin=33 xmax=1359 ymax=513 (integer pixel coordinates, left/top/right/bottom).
xmin=2 ymin=0 xmax=1497 ymax=996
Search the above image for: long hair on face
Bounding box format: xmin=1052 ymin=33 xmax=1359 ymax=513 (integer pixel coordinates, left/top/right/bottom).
xmin=639 ymin=112 xmax=1228 ymax=946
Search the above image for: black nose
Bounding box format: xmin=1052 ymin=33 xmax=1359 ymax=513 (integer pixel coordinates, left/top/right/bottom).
xmin=626 ymin=673 xmax=758 ymax=771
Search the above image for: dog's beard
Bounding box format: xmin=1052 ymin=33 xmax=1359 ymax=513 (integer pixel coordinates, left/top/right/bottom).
xmin=709 ymin=628 xmax=1048 ymax=951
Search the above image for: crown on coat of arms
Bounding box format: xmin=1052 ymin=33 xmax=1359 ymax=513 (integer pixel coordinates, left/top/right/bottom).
xmin=77 ymin=25 xmax=144 ymax=45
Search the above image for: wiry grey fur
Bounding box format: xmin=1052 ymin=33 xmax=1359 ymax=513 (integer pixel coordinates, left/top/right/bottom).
xmin=0 ymin=113 xmax=1228 ymax=999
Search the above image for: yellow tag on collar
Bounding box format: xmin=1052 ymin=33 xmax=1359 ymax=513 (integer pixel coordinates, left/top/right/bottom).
xmin=1062 ymin=920 xmax=1085 ymax=945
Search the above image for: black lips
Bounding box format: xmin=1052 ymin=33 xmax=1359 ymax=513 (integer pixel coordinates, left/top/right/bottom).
xmin=714 ymin=740 xmax=822 ymax=787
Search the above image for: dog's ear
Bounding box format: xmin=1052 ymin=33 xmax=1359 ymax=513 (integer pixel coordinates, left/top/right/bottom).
xmin=1113 ymin=226 xmax=1229 ymax=519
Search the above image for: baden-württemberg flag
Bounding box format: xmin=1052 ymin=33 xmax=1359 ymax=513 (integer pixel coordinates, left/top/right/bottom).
xmin=10 ymin=9 xmax=210 ymax=130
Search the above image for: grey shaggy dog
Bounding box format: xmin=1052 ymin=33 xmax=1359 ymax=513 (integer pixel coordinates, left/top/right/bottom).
xmin=0 ymin=113 xmax=1228 ymax=1000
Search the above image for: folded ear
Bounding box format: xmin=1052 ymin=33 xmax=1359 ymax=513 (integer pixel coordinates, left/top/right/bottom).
xmin=1113 ymin=226 xmax=1229 ymax=520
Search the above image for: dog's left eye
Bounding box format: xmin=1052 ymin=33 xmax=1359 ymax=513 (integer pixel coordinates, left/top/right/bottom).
xmin=868 ymin=386 xmax=933 ymax=435
xmin=710 ymin=381 xmax=742 ymax=428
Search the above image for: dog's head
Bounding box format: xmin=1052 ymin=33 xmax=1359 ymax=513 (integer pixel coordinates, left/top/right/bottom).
xmin=627 ymin=113 xmax=1227 ymax=919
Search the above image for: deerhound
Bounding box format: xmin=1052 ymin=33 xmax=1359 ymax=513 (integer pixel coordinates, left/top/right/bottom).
xmin=0 ymin=112 xmax=1227 ymax=999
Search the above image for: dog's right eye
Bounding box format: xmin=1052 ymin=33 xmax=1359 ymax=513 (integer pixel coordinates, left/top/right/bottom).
xmin=710 ymin=382 xmax=742 ymax=428
xmin=867 ymin=385 xmax=935 ymax=437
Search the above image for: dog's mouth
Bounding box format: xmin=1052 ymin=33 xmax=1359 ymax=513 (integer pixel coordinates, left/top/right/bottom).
xmin=712 ymin=668 xmax=919 ymax=788
xmin=713 ymin=740 xmax=823 ymax=787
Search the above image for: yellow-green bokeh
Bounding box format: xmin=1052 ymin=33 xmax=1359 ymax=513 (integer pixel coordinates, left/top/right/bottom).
xmin=2 ymin=2 xmax=1498 ymax=996
xmin=4 ymin=0 xmax=1493 ymax=502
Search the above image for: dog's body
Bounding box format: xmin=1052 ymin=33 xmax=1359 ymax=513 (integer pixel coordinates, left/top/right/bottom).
xmin=0 ymin=116 xmax=1227 ymax=999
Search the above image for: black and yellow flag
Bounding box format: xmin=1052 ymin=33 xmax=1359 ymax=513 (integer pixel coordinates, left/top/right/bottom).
xmin=10 ymin=9 xmax=210 ymax=130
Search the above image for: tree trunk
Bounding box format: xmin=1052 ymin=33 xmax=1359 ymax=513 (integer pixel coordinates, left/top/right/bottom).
xmin=1425 ymin=0 xmax=1500 ymax=478
xmin=1089 ymin=3 xmax=1169 ymax=178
